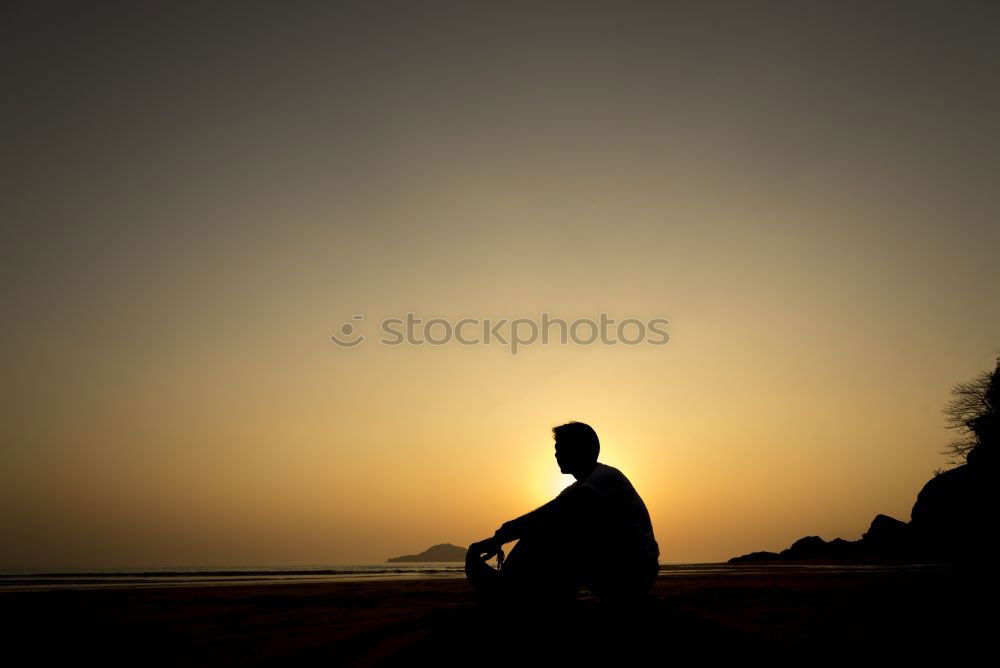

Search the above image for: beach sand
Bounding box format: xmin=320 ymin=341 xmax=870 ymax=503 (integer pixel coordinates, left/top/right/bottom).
xmin=0 ymin=565 xmax=986 ymax=665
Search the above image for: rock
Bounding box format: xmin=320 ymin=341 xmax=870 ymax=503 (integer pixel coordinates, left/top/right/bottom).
xmin=860 ymin=514 xmax=910 ymax=555
xmin=781 ymin=536 xmax=829 ymax=559
xmin=910 ymin=460 xmax=993 ymax=562
xmin=729 ymin=447 xmax=995 ymax=564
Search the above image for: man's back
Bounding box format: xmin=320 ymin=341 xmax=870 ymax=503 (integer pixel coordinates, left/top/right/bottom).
xmin=560 ymin=463 xmax=660 ymax=568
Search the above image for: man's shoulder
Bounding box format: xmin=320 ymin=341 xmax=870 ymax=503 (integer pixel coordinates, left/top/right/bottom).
xmin=581 ymin=463 xmax=631 ymax=494
xmin=557 ymin=481 xmax=580 ymax=498
xmin=590 ymin=463 xmax=629 ymax=481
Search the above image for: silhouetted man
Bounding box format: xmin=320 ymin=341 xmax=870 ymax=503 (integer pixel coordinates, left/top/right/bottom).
xmin=466 ymin=421 xmax=659 ymax=605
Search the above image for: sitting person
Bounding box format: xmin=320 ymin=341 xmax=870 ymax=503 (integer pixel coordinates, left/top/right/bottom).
xmin=466 ymin=421 xmax=660 ymax=606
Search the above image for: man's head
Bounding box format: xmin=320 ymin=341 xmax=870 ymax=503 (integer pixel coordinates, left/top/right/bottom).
xmin=553 ymin=421 xmax=600 ymax=474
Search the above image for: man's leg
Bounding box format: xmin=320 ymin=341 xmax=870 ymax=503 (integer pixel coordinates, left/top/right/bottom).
xmin=466 ymin=531 xmax=579 ymax=605
xmin=464 ymin=548 xmax=505 ymax=602
xmin=592 ymin=556 xmax=659 ymax=608
xmin=507 ymin=529 xmax=581 ymax=603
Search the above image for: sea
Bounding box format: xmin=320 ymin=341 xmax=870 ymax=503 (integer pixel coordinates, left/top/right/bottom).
xmin=0 ymin=562 xmax=936 ymax=592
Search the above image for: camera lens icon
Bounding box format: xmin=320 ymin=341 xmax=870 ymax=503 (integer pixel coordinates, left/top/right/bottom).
xmin=330 ymin=315 xmax=365 ymax=348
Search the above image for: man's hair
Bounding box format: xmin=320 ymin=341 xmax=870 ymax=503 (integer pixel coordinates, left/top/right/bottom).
xmin=552 ymin=421 xmax=600 ymax=461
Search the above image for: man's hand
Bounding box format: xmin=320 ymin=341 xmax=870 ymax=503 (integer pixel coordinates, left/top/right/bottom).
xmin=468 ymin=536 xmax=502 ymax=561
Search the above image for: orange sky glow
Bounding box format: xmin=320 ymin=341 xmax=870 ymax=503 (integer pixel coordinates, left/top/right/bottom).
xmin=3 ymin=2 xmax=999 ymax=568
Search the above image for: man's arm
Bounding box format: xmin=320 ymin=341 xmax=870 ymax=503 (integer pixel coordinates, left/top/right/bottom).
xmin=492 ymin=485 xmax=602 ymax=544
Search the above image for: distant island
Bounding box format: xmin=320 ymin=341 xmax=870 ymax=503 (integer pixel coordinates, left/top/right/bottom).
xmin=387 ymin=543 xmax=467 ymax=562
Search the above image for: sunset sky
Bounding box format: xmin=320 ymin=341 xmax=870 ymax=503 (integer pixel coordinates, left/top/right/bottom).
xmin=3 ymin=1 xmax=999 ymax=568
